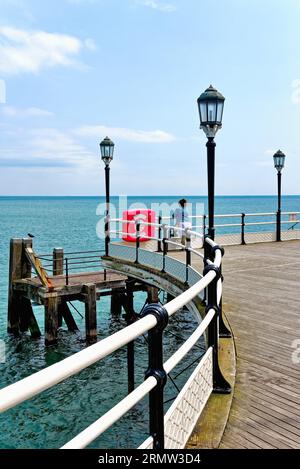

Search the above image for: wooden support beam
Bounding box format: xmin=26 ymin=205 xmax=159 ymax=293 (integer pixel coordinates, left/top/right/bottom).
xmin=44 ymin=293 xmax=59 ymax=346
xmin=110 ymin=288 xmax=124 ymax=316
xmin=83 ymin=283 xmax=97 ymax=343
xmin=19 ymin=296 xmax=41 ymax=338
xmin=25 ymin=246 xmax=53 ymax=290
xmin=53 ymin=248 xmax=64 ymax=276
xmin=8 ymin=238 xmax=32 ymax=334
xmin=147 ymin=286 xmax=160 ymax=304
xmin=58 ymin=301 xmax=79 ymax=332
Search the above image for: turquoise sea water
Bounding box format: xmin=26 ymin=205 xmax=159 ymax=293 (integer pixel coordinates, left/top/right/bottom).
xmin=0 ymin=195 xmax=299 ymax=449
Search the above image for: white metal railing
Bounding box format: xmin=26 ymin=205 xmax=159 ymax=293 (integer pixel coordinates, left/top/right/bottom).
xmin=0 ymin=224 xmax=225 ymax=450
xmin=110 ymin=210 xmax=300 ymax=248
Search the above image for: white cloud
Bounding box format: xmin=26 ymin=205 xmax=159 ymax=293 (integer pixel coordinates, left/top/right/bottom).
xmin=0 ymin=26 xmax=95 ymax=74
xmin=0 ymin=127 xmax=97 ymax=168
xmin=74 ymin=125 xmax=176 ymax=143
xmin=29 ymin=128 xmax=95 ymax=165
xmin=2 ymin=106 xmax=54 ymax=118
xmin=137 ymin=0 xmax=176 ymax=12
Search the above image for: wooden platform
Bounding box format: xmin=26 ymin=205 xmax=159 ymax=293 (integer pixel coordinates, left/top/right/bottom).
xmin=170 ymin=240 xmax=300 ymax=449
xmin=14 ymin=270 xmax=128 ymax=302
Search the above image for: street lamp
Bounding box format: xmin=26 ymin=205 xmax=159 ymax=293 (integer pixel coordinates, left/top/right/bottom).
xmin=273 ymin=149 xmax=286 ymax=242
xmin=100 ymin=136 xmax=115 ymax=256
xmin=197 ymin=85 xmax=225 ymax=240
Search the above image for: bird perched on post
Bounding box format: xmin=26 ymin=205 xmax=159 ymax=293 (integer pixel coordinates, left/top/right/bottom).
xmin=27 ymin=233 xmax=35 ymax=238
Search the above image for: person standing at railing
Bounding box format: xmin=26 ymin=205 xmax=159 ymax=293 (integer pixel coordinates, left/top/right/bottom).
xmin=174 ymin=199 xmax=191 ymax=245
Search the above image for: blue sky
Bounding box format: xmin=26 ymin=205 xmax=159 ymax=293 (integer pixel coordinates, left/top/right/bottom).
xmin=0 ymin=0 xmax=300 ymax=195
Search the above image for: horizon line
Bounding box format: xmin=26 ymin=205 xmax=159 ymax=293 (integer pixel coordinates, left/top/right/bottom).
xmin=0 ymin=194 xmax=300 ymax=198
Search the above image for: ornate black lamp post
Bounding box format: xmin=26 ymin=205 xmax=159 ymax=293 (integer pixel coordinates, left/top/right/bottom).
xmin=273 ymin=150 xmax=286 ymax=242
xmin=197 ymin=85 xmax=225 ymax=241
xmin=100 ymin=136 xmax=114 ymax=256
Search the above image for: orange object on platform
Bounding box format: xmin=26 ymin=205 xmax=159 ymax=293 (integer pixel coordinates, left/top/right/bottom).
xmin=122 ymin=209 xmax=156 ymax=242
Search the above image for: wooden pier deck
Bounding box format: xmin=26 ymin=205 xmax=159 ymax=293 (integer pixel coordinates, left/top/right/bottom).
xmin=170 ymin=240 xmax=300 ymax=449
xmin=15 ymin=270 xmax=128 ymax=300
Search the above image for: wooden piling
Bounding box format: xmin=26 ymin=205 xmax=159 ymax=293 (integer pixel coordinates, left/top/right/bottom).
xmin=147 ymin=286 xmax=160 ymax=304
xmin=53 ymin=248 xmax=64 ymax=276
xmin=19 ymin=296 xmax=41 ymax=338
xmin=83 ymin=283 xmax=97 ymax=343
xmin=8 ymin=238 xmax=32 ymax=334
xmin=110 ymin=288 xmax=123 ymax=315
xmin=44 ymin=293 xmax=59 ymax=346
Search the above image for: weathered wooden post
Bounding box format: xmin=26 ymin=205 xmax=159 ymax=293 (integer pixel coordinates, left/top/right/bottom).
xmin=44 ymin=292 xmax=59 ymax=346
xmin=83 ymin=283 xmax=97 ymax=343
xmin=8 ymin=238 xmax=32 ymax=335
xmin=53 ymin=248 xmax=64 ymax=276
xmin=147 ymin=286 xmax=160 ymax=304
xmin=53 ymin=248 xmax=64 ymax=327
xmin=110 ymin=288 xmax=123 ymax=315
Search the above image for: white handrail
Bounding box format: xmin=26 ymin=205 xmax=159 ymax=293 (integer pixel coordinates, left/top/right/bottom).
xmin=165 ymin=270 xmax=216 ymax=316
xmin=214 ymin=213 xmax=242 ymax=218
xmin=245 ymin=221 xmax=276 ymax=226
xmin=61 ymin=376 xmax=157 ymax=449
xmin=281 ymin=220 xmax=300 ymax=224
xmin=282 ymin=211 xmax=300 ymax=215
xmin=214 ymin=223 xmax=241 ymax=228
xmin=164 ymin=309 xmax=215 ymax=374
xmin=0 ymin=239 xmax=220 ymax=414
xmin=244 ymin=212 xmax=276 ymax=217
xmin=165 ymin=239 xmax=184 ymax=248
xmin=0 ymin=314 xmax=157 ymax=413
xmin=62 ymin=309 xmax=217 ymax=449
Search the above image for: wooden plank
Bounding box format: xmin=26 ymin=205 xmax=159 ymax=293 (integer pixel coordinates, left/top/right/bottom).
xmin=215 ymin=240 xmax=300 ymax=449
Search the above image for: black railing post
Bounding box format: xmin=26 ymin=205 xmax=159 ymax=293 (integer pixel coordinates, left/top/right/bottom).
xmin=210 ymin=245 xmax=231 ymax=338
xmin=142 ymin=303 xmax=169 ymax=450
xmin=202 ymin=236 xmax=212 ymax=305
xmin=135 ymin=222 xmax=140 ymax=264
xmin=241 ymin=213 xmax=246 ymax=245
xmin=162 ymin=225 xmax=168 ymax=273
xmin=185 ymin=229 xmax=191 ymax=285
xmin=65 ymin=258 xmax=69 ymax=286
xmin=203 ymin=260 xmax=231 ymax=394
xmin=157 ymin=214 xmax=162 ymax=252
xmin=203 ymin=214 xmax=207 ymax=240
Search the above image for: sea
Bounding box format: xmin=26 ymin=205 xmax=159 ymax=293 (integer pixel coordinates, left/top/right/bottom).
xmin=0 ymin=195 xmax=299 ymax=449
